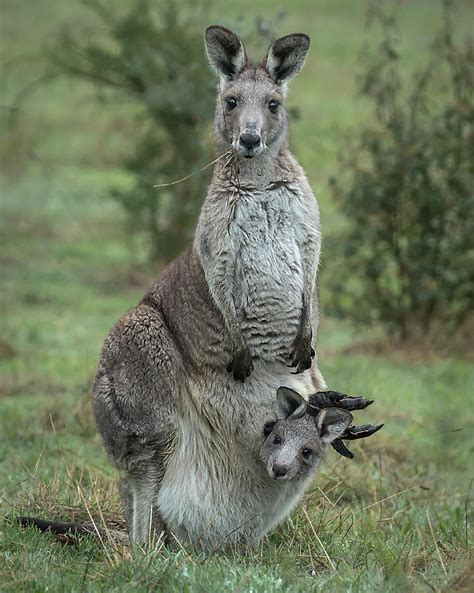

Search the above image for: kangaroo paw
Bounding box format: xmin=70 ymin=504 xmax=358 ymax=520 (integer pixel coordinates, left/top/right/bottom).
xmin=288 ymin=332 xmax=314 ymax=374
xmin=227 ymin=346 xmax=253 ymax=382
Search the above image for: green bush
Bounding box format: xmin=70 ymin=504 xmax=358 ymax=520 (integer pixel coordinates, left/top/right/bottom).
xmin=45 ymin=0 xmax=284 ymax=262
xmin=327 ymin=0 xmax=474 ymax=341
xmin=46 ymin=0 xmax=215 ymax=261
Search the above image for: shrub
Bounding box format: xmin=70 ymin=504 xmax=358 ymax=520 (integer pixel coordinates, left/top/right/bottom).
xmin=45 ymin=0 xmax=284 ymax=262
xmin=327 ymin=0 xmax=474 ymax=341
xmin=45 ymin=0 xmax=215 ymax=261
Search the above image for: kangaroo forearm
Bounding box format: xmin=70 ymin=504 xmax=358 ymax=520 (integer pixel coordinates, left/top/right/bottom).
xmin=195 ymin=243 xmax=245 ymax=352
xmin=297 ymin=268 xmax=317 ymax=339
xmin=300 ymin=291 xmax=312 ymax=331
xmin=211 ymin=282 xmax=245 ymax=351
xmin=299 ymin=238 xmax=320 ymax=336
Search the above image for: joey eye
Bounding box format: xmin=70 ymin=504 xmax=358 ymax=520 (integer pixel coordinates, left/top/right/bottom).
xmin=225 ymin=97 xmax=238 ymax=111
xmin=272 ymin=435 xmax=282 ymax=445
xmin=268 ymin=99 xmax=279 ymax=113
xmin=263 ymin=421 xmax=276 ymax=436
xmin=301 ymin=448 xmax=313 ymax=459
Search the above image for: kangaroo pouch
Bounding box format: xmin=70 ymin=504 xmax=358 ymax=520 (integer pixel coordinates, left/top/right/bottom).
xmin=156 ymin=368 xmax=314 ymax=550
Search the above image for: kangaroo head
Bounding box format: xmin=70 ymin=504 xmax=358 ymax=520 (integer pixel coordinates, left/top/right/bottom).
xmin=205 ymin=26 xmax=310 ymax=159
xmin=260 ymin=387 xmax=352 ymax=481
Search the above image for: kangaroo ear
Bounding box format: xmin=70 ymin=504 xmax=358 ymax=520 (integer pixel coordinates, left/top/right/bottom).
xmin=276 ymin=387 xmax=306 ymax=420
xmin=266 ymin=33 xmax=310 ymax=85
xmin=317 ymin=408 xmax=353 ymax=444
xmin=205 ymin=26 xmax=247 ymax=81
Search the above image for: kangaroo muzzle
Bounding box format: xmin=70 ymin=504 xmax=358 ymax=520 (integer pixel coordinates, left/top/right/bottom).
xmin=235 ymin=121 xmax=264 ymax=158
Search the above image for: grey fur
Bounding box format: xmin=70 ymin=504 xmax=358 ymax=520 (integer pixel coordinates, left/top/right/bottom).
xmin=92 ymin=26 xmax=325 ymax=551
xmin=261 ymin=388 xmax=353 ymax=482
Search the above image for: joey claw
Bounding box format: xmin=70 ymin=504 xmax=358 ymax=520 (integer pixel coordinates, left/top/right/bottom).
xmin=331 ymin=439 xmax=354 ymax=459
xmin=307 ymin=391 xmax=384 ymax=459
xmin=306 ymin=390 xmax=345 ymax=413
xmin=307 ymin=391 xmax=374 ymax=414
xmin=331 ymin=424 xmax=383 ymax=459
xmin=227 ymin=346 xmax=253 ymax=382
xmin=331 ymin=424 xmax=384 ymax=459
xmin=338 ymin=396 xmax=374 ymax=411
xmin=342 ymin=423 xmax=384 ymax=440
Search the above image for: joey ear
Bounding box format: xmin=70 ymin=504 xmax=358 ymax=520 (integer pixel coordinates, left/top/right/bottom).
xmin=266 ymin=33 xmax=310 ymax=85
xmin=317 ymin=408 xmax=353 ymax=444
xmin=276 ymin=387 xmax=306 ymax=420
xmin=205 ymin=26 xmax=247 ymax=81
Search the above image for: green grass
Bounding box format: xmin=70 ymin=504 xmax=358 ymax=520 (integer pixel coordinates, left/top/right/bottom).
xmin=1 ymin=1 xmax=473 ymax=592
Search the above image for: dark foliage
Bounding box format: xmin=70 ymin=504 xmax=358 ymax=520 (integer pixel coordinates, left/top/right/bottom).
xmin=327 ymin=0 xmax=474 ymax=340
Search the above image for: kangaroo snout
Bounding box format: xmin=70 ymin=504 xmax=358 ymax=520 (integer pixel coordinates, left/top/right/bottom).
xmin=271 ymin=463 xmax=289 ymax=479
xmin=239 ymin=130 xmax=261 ymax=148
xmin=238 ymin=128 xmax=262 ymax=157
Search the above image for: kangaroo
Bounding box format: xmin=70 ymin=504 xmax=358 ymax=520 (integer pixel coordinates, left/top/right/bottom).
xmin=17 ymin=390 xmax=382 ymax=547
xmin=91 ymin=26 xmax=330 ymax=551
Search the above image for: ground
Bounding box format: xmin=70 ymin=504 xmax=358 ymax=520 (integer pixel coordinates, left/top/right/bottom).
xmin=0 ymin=1 xmax=472 ymax=591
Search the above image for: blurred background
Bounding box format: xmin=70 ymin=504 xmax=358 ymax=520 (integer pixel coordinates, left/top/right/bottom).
xmin=0 ymin=1 xmax=473 ymax=590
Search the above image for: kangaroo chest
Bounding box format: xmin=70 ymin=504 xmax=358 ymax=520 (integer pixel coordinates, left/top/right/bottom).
xmin=229 ymin=185 xmax=307 ymax=358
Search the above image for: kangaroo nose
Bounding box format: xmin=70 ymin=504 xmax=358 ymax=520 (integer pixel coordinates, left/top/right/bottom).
xmin=272 ymin=464 xmax=288 ymax=478
xmin=239 ymin=130 xmax=261 ymax=149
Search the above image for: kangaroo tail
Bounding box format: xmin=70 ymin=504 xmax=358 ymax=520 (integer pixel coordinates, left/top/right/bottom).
xmin=17 ymin=516 xmax=129 ymax=546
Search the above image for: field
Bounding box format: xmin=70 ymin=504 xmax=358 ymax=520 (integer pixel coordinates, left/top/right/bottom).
xmin=0 ymin=1 xmax=473 ymax=591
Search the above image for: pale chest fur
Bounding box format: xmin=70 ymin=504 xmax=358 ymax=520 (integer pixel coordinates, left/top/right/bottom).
xmin=230 ymin=185 xmax=316 ymax=357
xmin=231 ymin=187 xmax=304 ymax=300
xmin=196 ymin=179 xmax=320 ymax=361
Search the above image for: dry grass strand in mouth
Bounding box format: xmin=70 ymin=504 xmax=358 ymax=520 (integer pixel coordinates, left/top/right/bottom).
xmin=154 ymin=80 xmax=243 ymax=224
xmin=153 ymin=149 xmax=233 ymax=188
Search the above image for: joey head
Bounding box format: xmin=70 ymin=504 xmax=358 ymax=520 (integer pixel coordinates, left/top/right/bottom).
xmin=261 ymin=387 xmax=384 ymax=477
xmin=260 ymin=387 xmax=353 ymax=481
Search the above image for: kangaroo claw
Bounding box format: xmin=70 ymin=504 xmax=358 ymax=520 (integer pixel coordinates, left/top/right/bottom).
xmin=227 ymin=346 xmax=253 ymax=382
xmin=287 ymin=332 xmax=314 ymax=374
xmin=306 ymin=391 xmax=383 ymax=459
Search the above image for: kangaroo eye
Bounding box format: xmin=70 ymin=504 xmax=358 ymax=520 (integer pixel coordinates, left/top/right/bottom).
xmin=268 ymin=99 xmax=279 ymax=113
xmin=301 ymin=448 xmax=313 ymax=459
xmin=225 ymin=97 xmax=238 ymax=111
xmin=272 ymin=435 xmax=282 ymax=445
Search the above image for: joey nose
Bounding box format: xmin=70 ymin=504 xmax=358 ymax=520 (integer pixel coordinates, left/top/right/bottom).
xmin=272 ymin=464 xmax=288 ymax=478
xmin=239 ymin=130 xmax=261 ymax=149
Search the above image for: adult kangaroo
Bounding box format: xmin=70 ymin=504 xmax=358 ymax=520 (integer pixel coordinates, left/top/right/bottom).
xmin=93 ymin=26 xmax=327 ymax=551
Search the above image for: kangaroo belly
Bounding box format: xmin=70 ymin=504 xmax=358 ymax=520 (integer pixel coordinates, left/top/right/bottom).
xmin=231 ymin=190 xmax=305 ymax=360
xmin=158 ymin=437 xmax=267 ymax=549
xmin=158 ymin=432 xmax=312 ymax=550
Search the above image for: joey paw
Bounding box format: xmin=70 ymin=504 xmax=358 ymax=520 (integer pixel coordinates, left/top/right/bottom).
xmin=307 ymin=391 xmax=374 ymax=413
xmin=227 ymin=346 xmax=253 ymax=382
